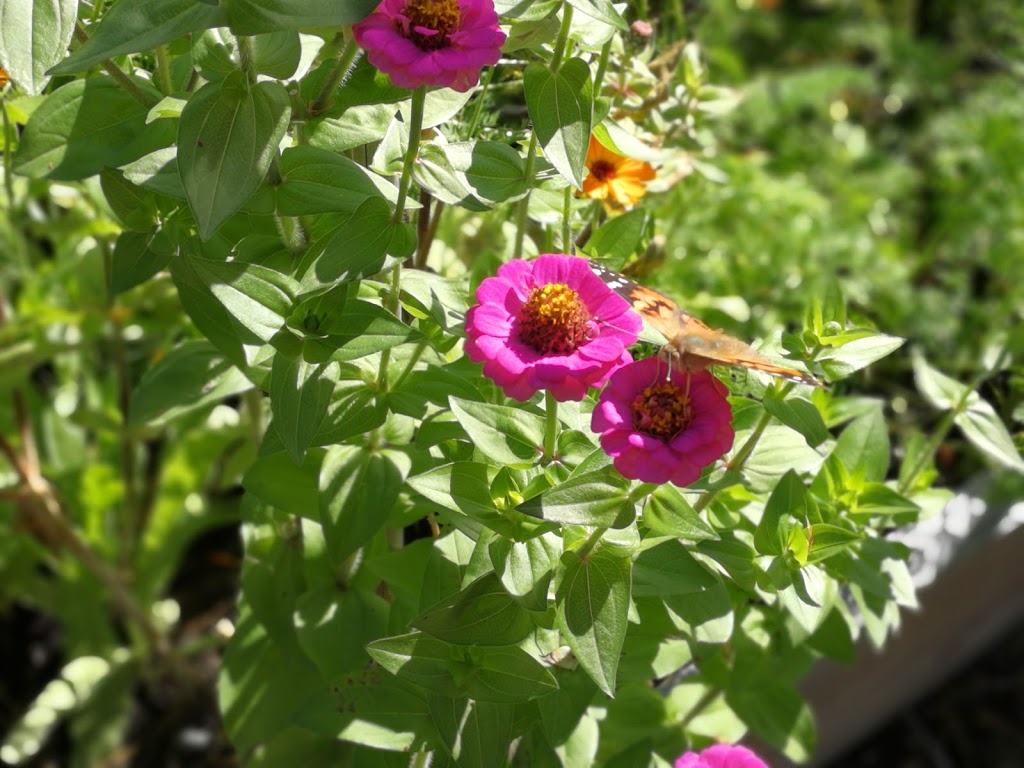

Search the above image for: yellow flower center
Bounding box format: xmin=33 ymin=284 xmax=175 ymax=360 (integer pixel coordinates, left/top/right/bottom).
xmin=518 ymin=283 xmax=592 ymax=355
xmin=588 ymin=159 xmax=617 ymax=182
xmin=402 ymin=0 xmax=461 ymax=50
xmin=631 ymin=382 xmax=692 ymax=440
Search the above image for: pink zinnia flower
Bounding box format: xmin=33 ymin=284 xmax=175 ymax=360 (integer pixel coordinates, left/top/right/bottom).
xmin=675 ymin=744 xmax=770 ymax=768
xmin=465 ymin=255 xmax=641 ymax=402
xmin=591 ymin=359 xmax=734 ymax=486
xmin=352 ymin=0 xmax=506 ymax=92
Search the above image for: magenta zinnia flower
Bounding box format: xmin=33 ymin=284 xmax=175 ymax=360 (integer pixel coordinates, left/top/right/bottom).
xmin=592 ymin=358 xmax=734 ymax=486
xmin=352 ymin=0 xmax=506 ymax=92
xmin=675 ymin=744 xmax=770 ymax=768
xmin=465 ymin=255 xmax=641 ymax=402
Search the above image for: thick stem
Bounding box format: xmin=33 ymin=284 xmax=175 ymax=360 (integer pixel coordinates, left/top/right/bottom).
xmin=562 ymin=186 xmax=573 ymax=254
xmin=549 ymin=4 xmax=575 ymax=73
xmin=512 ymin=131 xmax=539 ymax=261
xmin=154 ymin=44 xmax=173 ymax=93
xmin=392 ymin=86 xmax=427 ymax=225
xmin=576 ymin=526 xmax=607 ymax=559
xmin=543 ymin=390 xmax=560 ymax=461
xmin=312 ymin=31 xmax=362 ymax=114
xmin=73 ymin=23 xmax=156 ymax=108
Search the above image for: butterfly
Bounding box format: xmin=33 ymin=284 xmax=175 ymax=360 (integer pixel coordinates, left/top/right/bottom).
xmin=590 ymin=261 xmax=823 ymax=387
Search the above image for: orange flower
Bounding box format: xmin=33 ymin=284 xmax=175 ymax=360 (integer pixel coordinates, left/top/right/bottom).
xmin=581 ymin=136 xmax=656 ymax=209
xmin=0 ymin=67 xmax=8 ymax=88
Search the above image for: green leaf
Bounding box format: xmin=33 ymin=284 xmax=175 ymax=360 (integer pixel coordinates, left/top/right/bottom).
xmin=243 ymin=450 xmax=321 ymax=518
xmin=49 ymin=0 xmax=228 ymax=75
xmin=632 ymin=540 xmax=720 ymax=597
xmin=276 ymin=145 xmax=397 ymax=214
xmin=414 ymin=143 xmax=476 ymax=207
xmin=489 ymin=534 xmax=559 ymax=612
xmin=122 ymin=147 xmax=187 ymax=198
xmin=306 ymin=299 xmax=420 ymax=363
xmin=294 ymin=585 xmax=389 ymax=679
xmin=129 ymin=340 xmax=251 ymax=426
xmin=518 ymin=467 xmax=635 ymax=528
xmin=806 ymin=524 xmax=862 ymax=564
xmin=818 ymin=333 xmax=904 ymax=379
xmin=269 ymin=348 xmax=337 ymax=463
xmin=447 ymin=141 xmax=528 ymax=203
xmin=319 ymin=445 xmax=407 ymax=565
xmin=832 ymin=405 xmax=890 ymax=482
xmin=367 ymin=633 xmax=558 ymax=703
xmin=556 ymin=547 xmax=630 ymax=696
xmin=225 ymin=0 xmax=379 ymax=34
xmin=754 ymin=470 xmax=808 ymax=556
xmin=0 ymin=0 xmax=76 ymax=95
xmin=566 ymin=0 xmax=627 ymax=30
xmin=449 ymin=398 xmax=547 ymax=467
xmin=413 ymin=572 xmax=536 ymax=646
xmin=584 ymin=210 xmax=647 ymax=263
xmin=428 ymin=696 xmax=515 ymax=768
xmin=173 ymin=252 xmax=295 ymax=349
xmin=178 ymin=73 xmax=291 ymax=239
xmin=110 ymin=229 xmax=177 ymax=294
xmin=726 ymin=670 xmax=815 ymax=763
xmin=641 ymin=484 xmax=717 ymax=541
xmin=298 ymin=197 xmax=411 ymax=289
xmin=763 ymin=393 xmax=829 ymax=449
xmin=853 ymin=483 xmax=921 ymax=517
xmin=912 ymin=352 xmax=968 ymax=410
xmin=408 ymin=462 xmax=557 ymax=540
xmin=956 ymin=403 xmax=1024 ymax=472
xmin=100 ymin=169 xmax=160 ymax=231
xmin=13 ymin=78 xmax=176 ymax=180
xmin=524 ymin=57 xmax=593 ymax=187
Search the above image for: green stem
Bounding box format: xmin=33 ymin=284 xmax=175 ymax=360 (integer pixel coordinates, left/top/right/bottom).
xmin=74 ymin=23 xmax=156 ymax=108
xmin=512 ymin=131 xmax=539 ymax=261
xmin=312 ymin=31 xmax=361 ymax=114
xmin=543 ymin=390 xmax=560 ymax=461
xmin=154 ymin=45 xmax=173 ymax=93
xmin=236 ymin=35 xmax=256 ymax=83
xmin=593 ymin=38 xmax=613 ymax=96
xmin=692 ymin=400 xmax=778 ymax=514
xmin=465 ymin=64 xmax=498 ymax=140
xmin=549 ymin=4 xmax=575 ymax=73
xmin=390 ymin=340 xmax=428 ymax=392
xmin=562 ymin=186 xmax=573 ymax=253
xmin=576 ymin=526 xmax=607 ymax=559
xmin=377 ymin=261 xmax=404 ymax=391
xmin=3 ymin=98 xmax=15 ymax=207
xmin=392 ymin=86 xmax=427 ymax=226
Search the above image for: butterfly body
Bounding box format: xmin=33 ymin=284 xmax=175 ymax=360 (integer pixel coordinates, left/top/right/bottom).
xmin=590 ymin=262 xmax=822 ymax=387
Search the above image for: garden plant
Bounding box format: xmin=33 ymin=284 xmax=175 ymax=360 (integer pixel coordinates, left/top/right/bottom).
xmin=1 ymin=0 xmax=1022 ymax=766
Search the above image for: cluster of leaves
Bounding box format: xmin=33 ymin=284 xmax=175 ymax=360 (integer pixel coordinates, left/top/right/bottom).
xmin=0 ymin=1 xmax=1022 ymax=767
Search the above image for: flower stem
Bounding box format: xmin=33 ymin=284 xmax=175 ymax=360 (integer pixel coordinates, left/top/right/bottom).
xmin=550 ymin=4 xmax=575 ymax=73
xmin=512 ymin=130 xmax=539 ymax=261
xmin=576 ymin=526 xmax=607 ymax=559
xmin=562 ymin=186 xmax=573 ymax=254
xmin=378 ymin=260 xmax=404 ymax=391
xmin=594 ymin=38 xmax=613 ymax=95
xmin=543 ymin=390 xmax=560 ymax=461
xmin=312 ymin=30 xmax=361 ymax=115
xmin=393 ymin=86 xmax=427 ymax=226
xmin=154 ymin=44 xmax=173 ymax=93
xmin=73 ymin=22 xmax=156 ymax=108
xmin=465 ymin=64 xmax=498 ymax=140
xmin=692 ymin=400 xmax=778 ymax=514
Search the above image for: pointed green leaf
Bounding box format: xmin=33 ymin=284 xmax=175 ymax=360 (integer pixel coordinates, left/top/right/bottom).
xmin=269 ymin=347 xmax=337 ymax=463
xmin=632 ymin=540 xmax=719 ymax=597
xmin=428 ymin=696 xmax=515 ymax=768
xmin=319 ymin=445 xmax=408 ymax=565
xmin=489 ymin=534 xmax=559 ymax=611
xmin=956 ymin=401 xmax=1024 ymax=472
xmin=450 ymin=398 xmax=547 ymax=467
xmin=49 ymin=0 xmax=229 ymax=75
xmin=0 ymin=0 xmax=77 ymax=95
xmin=518 ymin=467 xmax=635 ymax=528
xmin=832 ymin=405 xmax=889 ymax=482
xmin=276 ymin=145 xmax=397 ymax=214
xmin=13 ymin=78 xmax=175 ymax=180
xmin=754 ymin=470 xmax=808 ymax=556
xmin=294 ymin=585 xmax=389 ymax=679
xmin=524 ymin=57 xmax=593 ymax=187
xmin=641 ymin=484 xmax=717 ymax=541
xmin=556 ymin=547 xmax=630 ymax=696
xmin=178 ymin=73 xmax=291 ymax=239
xmin=225 ymin=0 xmax=380 ymax=34
xmin=414 ymin=572 xmax=536 ymax=646
xmin=763 ymin=394 xmax=829 ymax=449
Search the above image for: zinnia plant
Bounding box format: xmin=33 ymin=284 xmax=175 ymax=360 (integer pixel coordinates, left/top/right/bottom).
xmin=353 ymin=0 xmax=506 ymax=92
xmin=592 ymin=358 xmax=735 ymax=486
xmin=464 ymin=254 xmax=641 ymax=401
xmin=676 ymin=744 xmax=771 ymax=768
xmin=582 ymin=134 xmax=657 ymax=209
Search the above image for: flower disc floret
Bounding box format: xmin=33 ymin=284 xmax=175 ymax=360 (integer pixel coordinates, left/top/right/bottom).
xmin=592 ymin=358 xmax=734 ymax=486
xmin=675 ymin=744 xmax=769 ymax=768
xmin=465 ymin=255 xmax=642 ymax=402
xmin=353 ymin=0 xmax=507 ymax=92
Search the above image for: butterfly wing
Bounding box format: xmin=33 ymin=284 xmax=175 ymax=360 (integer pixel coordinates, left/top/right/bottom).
xmin=590 ymin=261 xmax=822 ymax=387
